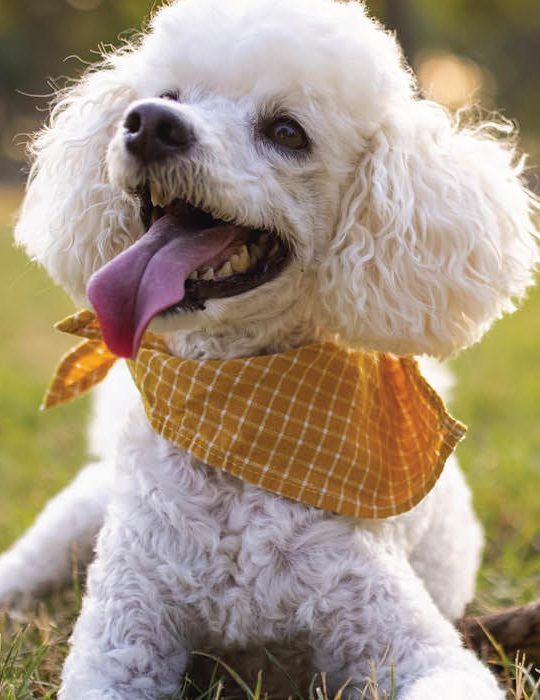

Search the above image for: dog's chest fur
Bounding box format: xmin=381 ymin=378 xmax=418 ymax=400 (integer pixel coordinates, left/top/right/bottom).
xmin=105 ymin=403 xmax=420 ymax=688
xmin=116 ymin=405 xmax=334 ymax=637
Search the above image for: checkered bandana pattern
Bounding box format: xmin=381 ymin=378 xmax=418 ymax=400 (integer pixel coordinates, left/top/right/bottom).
xmin=43 ymin=309 xmax=466 ymax=519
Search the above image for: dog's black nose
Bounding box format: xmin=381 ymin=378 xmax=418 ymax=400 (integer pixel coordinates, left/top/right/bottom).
xmin=123 ymin=101 xmax=194 ymax=163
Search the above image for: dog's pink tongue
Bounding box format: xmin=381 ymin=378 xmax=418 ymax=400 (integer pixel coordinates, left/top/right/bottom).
xmin=87 ymin=215 xmax=237 ymax=358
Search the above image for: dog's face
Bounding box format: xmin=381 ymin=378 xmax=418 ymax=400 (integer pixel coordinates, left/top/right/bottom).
xmin=101 ymin=88 xmax=333 ymax=355
xmin=87 ymin=0 xmax=413 ymax=357
xmin=16 ymin=0 xmax=538 ymax=358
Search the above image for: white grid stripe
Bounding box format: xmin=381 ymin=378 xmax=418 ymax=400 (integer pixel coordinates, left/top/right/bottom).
xmin=267 ymin=349 xmax=325 ymax=492
xmin=292 ymin=346 xmax=346 ymax=505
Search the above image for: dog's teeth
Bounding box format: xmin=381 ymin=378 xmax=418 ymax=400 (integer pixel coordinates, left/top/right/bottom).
xmin=250 ymin=243 xmax=262 ymax=261
xmin=149 ymin=184 xmax=171 ymax=208
xmin=239 ymin=245 xmax=250 ymax=268
xmin=149 ymin=184 xmax=161 ymax=208
xmin=232 ymin=246 xmax=250 ymax=273
xmin=188 ymin=270 xmax=198 ymax=280
xmin=202 ymin=268 xmax=214 ymax=281
xmin=217 ymin=261 xmax=233 ymax=279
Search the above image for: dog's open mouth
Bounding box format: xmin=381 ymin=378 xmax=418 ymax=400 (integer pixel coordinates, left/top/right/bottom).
xmin=87 ymin=185 xmax=290 ymax=358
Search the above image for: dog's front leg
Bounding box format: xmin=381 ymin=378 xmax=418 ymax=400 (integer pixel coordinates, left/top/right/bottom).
xmin=0 ymin=459 xmax=111 ymax=609
xmin=59 ymin=512 xmax=189 ymax=700
xmin=307 ymin=534 xmax=503 ymax=700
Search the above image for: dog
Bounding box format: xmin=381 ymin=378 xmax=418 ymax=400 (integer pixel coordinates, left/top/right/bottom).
xmin=2 ymin=0 xmax=538 ymax=697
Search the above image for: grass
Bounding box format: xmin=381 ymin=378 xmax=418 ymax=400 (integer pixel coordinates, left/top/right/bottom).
xmin=0 ymin=186 xmax=539 ymax=696
xmin=451 ymin=279 xmax=540 ymax=609
xmin=0 ymin=188 xmax=89 ymax=550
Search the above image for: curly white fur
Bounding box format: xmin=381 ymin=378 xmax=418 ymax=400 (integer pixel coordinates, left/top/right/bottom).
xmin=2 ymin=0 xmax=538 ymax=698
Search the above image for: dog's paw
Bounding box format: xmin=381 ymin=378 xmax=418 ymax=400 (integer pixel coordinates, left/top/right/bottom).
xmin=397 ymin=670 xmax=505 ymax=700
xmin=59 ymin=688 xmax=127 ymax=700
xmin=0 ymin=552 xmax=37 ymax=612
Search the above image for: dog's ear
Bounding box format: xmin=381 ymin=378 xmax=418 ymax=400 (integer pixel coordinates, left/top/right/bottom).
xmin=15 ymin=61 xmax=137 ymax=302
xmin=319 ymin=101 xmax=539 ymax=358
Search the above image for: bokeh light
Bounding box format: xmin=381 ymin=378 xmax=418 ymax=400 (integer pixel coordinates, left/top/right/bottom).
xmin=416 ymin=50 xmax=496 ymax=110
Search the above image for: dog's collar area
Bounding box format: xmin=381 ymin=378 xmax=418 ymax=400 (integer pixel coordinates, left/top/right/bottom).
xmin=138 ymin=185 xmax=291 ymax=314
xmin=42 ymin=309 xmax=467 ymax=520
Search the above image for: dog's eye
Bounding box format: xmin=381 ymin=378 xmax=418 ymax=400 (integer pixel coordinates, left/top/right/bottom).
xmin=263 ymin=117 xmax=309 ymax=152
xmin=160 ymin=91 xmax=180 ymax=102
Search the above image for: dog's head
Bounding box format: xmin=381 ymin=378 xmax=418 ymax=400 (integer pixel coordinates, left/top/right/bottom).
xmin=16 ymin=0 xmax=539 ymax=358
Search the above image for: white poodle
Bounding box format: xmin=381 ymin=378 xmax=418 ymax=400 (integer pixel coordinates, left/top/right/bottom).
xmin=2 ymin=0 xmax=539 ymax=698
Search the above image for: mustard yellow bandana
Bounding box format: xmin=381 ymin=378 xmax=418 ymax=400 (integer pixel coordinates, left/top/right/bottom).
xmin=43 ymin=310 xmax=466 ymax=519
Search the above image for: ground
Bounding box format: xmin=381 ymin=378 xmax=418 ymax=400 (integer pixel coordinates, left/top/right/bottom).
xmin=0 ymin=186 xmax=539 ymax=697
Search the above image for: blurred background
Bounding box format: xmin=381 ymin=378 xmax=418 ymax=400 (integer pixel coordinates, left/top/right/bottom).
xmin=2 ymin=0 xmax=540 ymax=185
xmin=0 ymin=0 xmax=539 ymax=610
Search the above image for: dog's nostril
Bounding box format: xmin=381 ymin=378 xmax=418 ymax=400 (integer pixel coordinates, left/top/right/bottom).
xmin=123 ymin=101 xmax=195 ymax=163
xmin=156 ymin=119 xmax=189 ymax=148
xmin=124 ymin=111 xmax=142 ymax=135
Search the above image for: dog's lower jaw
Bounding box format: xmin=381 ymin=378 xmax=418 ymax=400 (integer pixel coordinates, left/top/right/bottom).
xmin=156 ymin=277 xmax=323 ymax=360
xmin=169 ymin=313 xmax=322 ymax=361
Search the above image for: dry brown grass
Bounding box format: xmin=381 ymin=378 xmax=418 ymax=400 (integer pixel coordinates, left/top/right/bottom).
xmin=2 ymin=598 xmax=539 ymax=700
